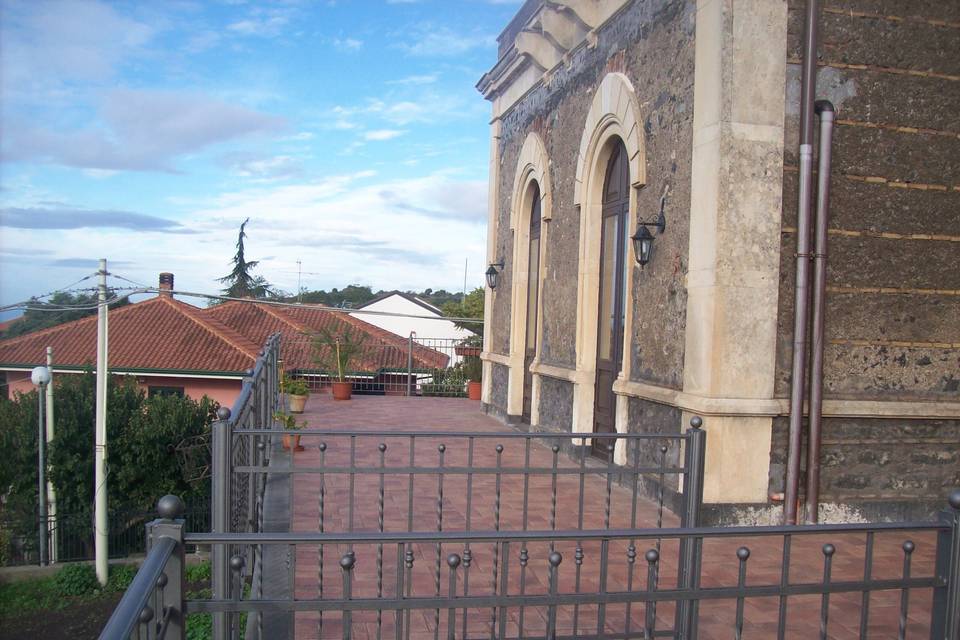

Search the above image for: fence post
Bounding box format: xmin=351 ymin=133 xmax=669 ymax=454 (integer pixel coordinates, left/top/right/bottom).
xmin=931 ymin=490 xmax=960 ymax=639
xmin=212 ymin=407 xmax=233 ymax=640
xmin=148 ymin=495 xmax=186 ymax=640
xmin=675 ymin=416 xmax=706 ymax=639
xmin=407 ymin=332 xmax=414 ymax=397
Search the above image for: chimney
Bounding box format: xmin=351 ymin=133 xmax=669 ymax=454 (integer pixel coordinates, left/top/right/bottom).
xmin=159 ymin=272 xmax=174 ymax=297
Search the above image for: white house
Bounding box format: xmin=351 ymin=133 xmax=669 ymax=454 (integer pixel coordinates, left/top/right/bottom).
xmin=349 ymin=292 xmax=474 ymax=346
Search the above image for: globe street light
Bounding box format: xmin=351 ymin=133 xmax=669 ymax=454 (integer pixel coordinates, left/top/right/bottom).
xmin=31 ymin=366 xmax=51 ymax=566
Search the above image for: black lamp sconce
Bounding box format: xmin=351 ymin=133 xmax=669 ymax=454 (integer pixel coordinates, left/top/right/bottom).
xmin=485 ymin=261 xmax=504 ymax=289
xmin=631 ymin=195 xmax=667 ymax=267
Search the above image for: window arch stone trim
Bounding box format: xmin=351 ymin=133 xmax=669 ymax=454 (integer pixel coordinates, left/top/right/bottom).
xmin=506 ymin=132 xmax=552 ymax=421
xmin=571 ymin=71 xmax=646 ymax=453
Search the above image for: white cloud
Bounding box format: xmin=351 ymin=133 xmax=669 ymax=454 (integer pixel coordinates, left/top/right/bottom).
xmin=388 ymin=74 xmax=439 ymax=85
xmin=363 ymin=129 xmax=406 ymax=141
xmin=400 ymin=25 xmax=495 ymax=57
xmin=226 ymin=8 xmax=291 ymax=38
xmin=333 ymin=37 xmax=363 ymax=51
xmin=220 ymin=153 xmax=303 ymax=181
xmin=4 ymin=89 xmax=285 ymax=172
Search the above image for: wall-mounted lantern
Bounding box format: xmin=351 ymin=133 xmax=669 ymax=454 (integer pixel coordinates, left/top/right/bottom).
xmin=631 ymin=196 xmax=667 ymax=267
xmin=485 ymin=261 xmax=504 ymax=289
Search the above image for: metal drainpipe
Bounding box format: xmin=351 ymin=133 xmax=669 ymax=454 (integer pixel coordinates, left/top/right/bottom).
xmin=804 ymin=100 xmax=835 ymax=524
xmin=784 ymin=0 xmax=821 ymax=525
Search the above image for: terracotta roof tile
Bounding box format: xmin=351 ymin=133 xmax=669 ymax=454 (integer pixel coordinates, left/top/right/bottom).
xmin=0 ymin=296 xmax=256 ymax=373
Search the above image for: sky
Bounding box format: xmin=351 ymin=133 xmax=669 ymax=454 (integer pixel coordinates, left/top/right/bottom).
xmin=0 ymin=0 xmax=520 ymax=317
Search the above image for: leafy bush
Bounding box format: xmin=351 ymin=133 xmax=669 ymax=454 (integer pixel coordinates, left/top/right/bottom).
xmin=282 ymin=375 xmax=309 ymax=396
xmin=185 ymin=560 xmax=211 ymax=584
xmin=55 ymin=563 xmax=99 ymax=596
xmin=106 ymin=564 xmax=137 ymax=592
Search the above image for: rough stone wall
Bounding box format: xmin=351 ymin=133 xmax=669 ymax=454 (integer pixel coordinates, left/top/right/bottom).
xmin=769 ymin=416 xmax=960 ymax=518
xmin=772 ymin=0 xmax=960 ymax=509
xmin=627 ymin=397 xmax=683 ymax=492
xmin=486 ymin=0 xmax=697 ymax=416
xmin=536 ymin=376 xmax=574 ymax=433
xmin=776 ymin=0 xmax=960 ymax=399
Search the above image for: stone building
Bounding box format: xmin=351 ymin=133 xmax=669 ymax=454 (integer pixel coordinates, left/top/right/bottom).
xmin=476 ymin=0 xmax=958 ymax=523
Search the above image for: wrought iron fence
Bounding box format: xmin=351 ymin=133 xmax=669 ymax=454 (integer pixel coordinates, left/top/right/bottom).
xmin=101 ymin=490 xmax=960 ymax=640
xmin=0 ymin=501 xmax=211 ymax=567
xmin=281 ymin=335 xmax=481 ymax=397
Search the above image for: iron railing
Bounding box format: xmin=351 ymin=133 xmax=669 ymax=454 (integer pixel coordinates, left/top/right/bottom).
xmin=101 ymin=491 xmax=960 ymax=639
xmin=0 ymin=501 xmax=210 ymax=567
xmin=282 ymin=335 xmax=481 ymax=397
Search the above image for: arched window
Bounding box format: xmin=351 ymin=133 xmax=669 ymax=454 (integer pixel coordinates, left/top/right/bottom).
xmin=593 ymin=140 xmax=630 ymax=458
xmin=522 ymin=183 xmax=542 ymax=422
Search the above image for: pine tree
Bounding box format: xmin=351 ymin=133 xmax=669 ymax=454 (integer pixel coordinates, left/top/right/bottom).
xmin=218 ymin=218 xmax=275 ymax=299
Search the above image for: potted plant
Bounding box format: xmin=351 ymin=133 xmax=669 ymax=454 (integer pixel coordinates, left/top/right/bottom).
xmin=283 ymin=374 xmax=309 ymax=413
xmin=463 ymin=355 xmax=482 ymax=401
xmin=274 ymin=410 xmax=307 ymax=451
xmin=311 ymin=326 xmax=365 ymax=401
xmin=454 ymin=333 xmax=483 ymax=357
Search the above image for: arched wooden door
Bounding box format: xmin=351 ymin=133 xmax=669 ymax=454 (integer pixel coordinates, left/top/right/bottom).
xmin=592 ymin=141 xmax=629 ymax=458
xmin=522 ymin=184 xmax=541 ymax=423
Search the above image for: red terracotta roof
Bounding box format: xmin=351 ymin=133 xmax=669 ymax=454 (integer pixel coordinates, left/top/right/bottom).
xmin=202 ymin=302 xmax=449 ymax=372
xmin=0 ymin=296 xmax=258 ymax=374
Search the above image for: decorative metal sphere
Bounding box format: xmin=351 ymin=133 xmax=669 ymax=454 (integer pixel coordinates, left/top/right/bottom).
xmin=157 ymin=495 xmax=185 ymax=519
xmin=495 ymin=444 xmax=504 ymax=453
xmin=822 ymin=543 xmax=835 ymax=557
xmin=736 ymin=547 xmax=751 ymax=561
xmin=378 ymin=443 xmax=387 ymax=452
xmin=230 ymin=555 xmax=246 ymax=572
xmin=139 ymin=606 xmax=155 ymax=623
xmin=216 ymin=407 xmax=232 ymax=420
xmin=690 ymin=416 xmax=703 ymax=429
xmin=552 ymin=445 xmax=560 ymax=453
xmin=645 ymin=549 xmax=659 ymax=564
xmin=949 ymin=489 xmax=960 ymax=510
xmin=156 ymin=573 xmax=168 ymax=589
xmin=340 ymin=553 xmax=356 ymax=570
xmin=548 ymin=552 xmax=562 ymax=567
xmin=902 ymin=540 xmax=915 ymax=554
xmin=30 ymin=366 xmax=51 ymax=386
xmin=319 ymin=442 xmax=327 ymax=452
xmin=438 ymin=444 xmax=446 ymax=453
xmin=447 ymin=553 xmax=461 ymax=568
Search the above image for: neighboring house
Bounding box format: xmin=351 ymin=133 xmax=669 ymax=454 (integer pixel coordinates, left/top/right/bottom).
xmin=477 ymin=0 xmax=958 ymax=523
xmin=0 ymin=275 xmax=449 ymax=405
xmin=0 ymin=287 xmax=258 ymax=406
xmin=350 ymin=291 xmax=474 ymax=343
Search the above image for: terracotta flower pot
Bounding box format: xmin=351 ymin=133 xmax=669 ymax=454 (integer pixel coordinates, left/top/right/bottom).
xmin=282 ymin=434 xmax=304 ymax=451
xmin=332 ymin=381 xmax=352 ymax=401
xmin=467 ymin=380 xmax=482 ymax=401
xmin=289 ymin=393 xmax=307 ymax=413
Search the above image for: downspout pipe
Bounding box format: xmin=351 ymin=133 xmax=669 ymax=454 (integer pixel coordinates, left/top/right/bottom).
xmin=784 ymin=0 xmax=821 ymax=525
xmin=805 ymin=100 xmax=835 ymax=524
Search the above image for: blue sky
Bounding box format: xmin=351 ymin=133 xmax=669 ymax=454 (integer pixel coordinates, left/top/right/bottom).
xmin=0 ymin=0 xmax=520 ymax=315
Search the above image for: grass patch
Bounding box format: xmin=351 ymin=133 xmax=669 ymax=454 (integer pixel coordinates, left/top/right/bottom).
xmin=0 ymin=563 xmax=140 ymax=618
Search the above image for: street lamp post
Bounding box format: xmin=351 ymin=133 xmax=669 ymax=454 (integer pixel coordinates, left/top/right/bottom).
xmin=31 ymin=365 xmax=51 ymax=566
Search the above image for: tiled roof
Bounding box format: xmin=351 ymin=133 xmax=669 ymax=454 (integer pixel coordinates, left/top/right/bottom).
xmin=203 ymin=302 xmax=449 ymax=372
xmin=0 ymin=296 xmax=258 ymax=374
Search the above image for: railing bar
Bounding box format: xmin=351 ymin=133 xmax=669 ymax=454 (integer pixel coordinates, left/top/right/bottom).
xmin=434 ymin=444 xmax=446 ymax=640
xmin=233 ymin=429 xmax=691 ymax=440
xmin=348 ymin=436 xmax=356 ymax=543
xmin=573 ymin=545 xmax=583 ymax=638
xmin=734 ymin=548 xmax=750 ymax=640
xmin=630 ymin=439 xmax=640 ymax=529
xmin=497 ymin=542 xmax=510 ymax=640
xmin=99 ymin=536 xmax=176 ymax=640
xmin=408 ymin=436 xmax=416 ymax=534
xmin=318 ymin=443 xmax=327 ymax=640
xmin=859 ymin=531 xmax=873 ymax=640
xmin=597 ymin=539 xmax=610 ymax=636
xmin=777 ymin=534 xmax=791 ymax=640
xmin=550 ymin=445 xmax=559 ymax=550
xmin=522 ymin=437 xmax=531 ymax=532
xmin=463 ymin=438 xmax=474 ymax=640
xmin=185 ymin=574 xmax=945 ymax=613
xmin=461 ymin=547 xmax=472 ymax=640
xmin=232 ymin=464 xmax=691 ymax=475
xmin=819 ymin=544 xmax=835 ymax=640
xmin=625 ymin=544 xmax=636 ymax=638
xmin=898 ymin=541 xmax=913 ymax=640
xmin=604 ymin=448 xmax=614 ymax=531
xmin=395 ymin=544 xmax=405 ymax=640
xmin=489 ymin=445 xmax=503 ymax=640
xmin=518 ymin=546 xmax=528 ymax=638
xmin=187 ymin=521 xmax=949 ymax=545
xmin=404 ymin=547 xmax=414 ymax=640
xmin=378 ymin=443 xmax=387 ymax=640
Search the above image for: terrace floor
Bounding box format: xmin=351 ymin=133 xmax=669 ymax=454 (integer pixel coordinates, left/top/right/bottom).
xmin=282 ymin=393 xmax=939 ymax=640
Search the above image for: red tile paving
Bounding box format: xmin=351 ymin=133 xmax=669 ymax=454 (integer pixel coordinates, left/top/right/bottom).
xmin=286 ymin=395 xmax=941 ymax=639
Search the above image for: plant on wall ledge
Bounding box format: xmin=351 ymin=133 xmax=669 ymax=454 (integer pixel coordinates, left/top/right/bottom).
xmin=310 ymin=325 xmax=366 ymax=400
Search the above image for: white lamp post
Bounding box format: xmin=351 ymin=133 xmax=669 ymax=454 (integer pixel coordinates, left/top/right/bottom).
xmin=30 ymin=365 xmax=51 ymax=566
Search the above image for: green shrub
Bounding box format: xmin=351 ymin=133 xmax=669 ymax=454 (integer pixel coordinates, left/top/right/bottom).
xmin=55 ymin=563 xmax=99 ymax=596
xmin=185 ymin=560 xmax=211 ymax=583
xmin=106 ymin=564 xmax=137 ymax=592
